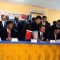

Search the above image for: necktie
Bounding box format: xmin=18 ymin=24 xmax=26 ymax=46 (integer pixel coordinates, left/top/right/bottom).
xmin=8 ymin=30 xmax=11 ymax=38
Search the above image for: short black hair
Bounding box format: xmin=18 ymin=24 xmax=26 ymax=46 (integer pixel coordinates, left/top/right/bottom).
xmin=57 ymin=20 xmax=60 ymax=22
xmin=39 ymin=25 xmax=45 ymax=31
xmin=53 ymin=21 xmax=56 ymax=24
xmin=6 ymin=21 xmax=13 ymax=26
xmin=32 ymin=17 xmax=36 ymax=22
xmin=54 ymin=27 xmax=60 ymax=31
xmin=39 ymin=25 xmax=45 ymax=28
xmin=1 ymin=15 xmax=5 ymax=18
xmin=14 ymin=17 xmax=19 ymax=20
xmin=36 ymin=16 xmax=41 ymax=20
xmin=42 ymin=16 xmax=47 ymax=19
xmin=32 ymin=17 xmax=35 ymax=20
xmin=6 ymin=15 xmax=9 ymax=20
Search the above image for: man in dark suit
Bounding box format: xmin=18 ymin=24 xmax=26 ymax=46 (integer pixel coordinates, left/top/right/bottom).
xmin=38 ymin=25 xmax=49 ymax=42
xmin=56 ymin=20 xmax=60 ymax=29
xmin=42 ymin=16 xmax=50 ymax=34
xmin=50 ymin=21 xmax=57 ymax=32
xmin=17 ymin=20 xmax=27 ymax=40
xmin=1 ymin=21 xmax=18 ymax=41
xmin=49 ymin=27 xmax=60 ymax=40
xmin=31 ymin=16 xmax=42 ymax=31
xmin=0 ymin=15 xmax=7 ymax=31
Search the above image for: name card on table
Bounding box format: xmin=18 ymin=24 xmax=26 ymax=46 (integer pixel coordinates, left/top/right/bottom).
xmin=11 ymin=38 xmax=18 ymax=42
xmin=31 ymin=39 xmax=37 ymax=43
xmin=0 ymin=38 xmax=1 ymax=41
xmin=32 ymin=31 xmax=38 ymax=39
xmin=55 ymin=40 xmax=60 ymax=43
xmin=50 ymin=40 xmax=55 ymax=43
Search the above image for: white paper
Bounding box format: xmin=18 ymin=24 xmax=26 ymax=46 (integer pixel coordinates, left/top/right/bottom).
xmin=0 ymin=38 xmax=1 ymax=41
xmin=32 ymin=31 xmax=38 ymax=39
xmin=11 ymin=38 xmax=18 ymax=42
xmin=50 ymin=40 xmax=55 ymax=43
xmin=55 ymin=40 xmax=60 ymax=43
xmin=31 ymin=39 xmax=37 ymax=43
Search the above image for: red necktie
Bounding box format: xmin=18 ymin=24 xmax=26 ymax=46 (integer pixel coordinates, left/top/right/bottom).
xmin=8 ymin=31 xmax=11 ymax=38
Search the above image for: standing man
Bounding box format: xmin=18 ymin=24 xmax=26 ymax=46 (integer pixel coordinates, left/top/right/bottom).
xmin=0 ymin=15 xmax=7 ymax=30
xmin=31 ymin=16 xmax=42 ymax=31
xmin=42 ymin=16 xmax=50 ymax=34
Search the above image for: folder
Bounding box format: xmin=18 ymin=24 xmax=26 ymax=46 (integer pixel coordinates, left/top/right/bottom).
xmin=25 ymin=30 xmax=32 ymax=40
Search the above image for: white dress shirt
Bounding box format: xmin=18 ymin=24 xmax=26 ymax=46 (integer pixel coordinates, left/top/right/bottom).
xmin=40 ymin=32 xmax=43 ymax=37
xmin=2 ymin=21 xmax=5 ymax=27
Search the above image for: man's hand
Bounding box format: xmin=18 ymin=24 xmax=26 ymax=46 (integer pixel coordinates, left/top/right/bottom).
xmin=6 ymin=37 xmax=11 ymax=40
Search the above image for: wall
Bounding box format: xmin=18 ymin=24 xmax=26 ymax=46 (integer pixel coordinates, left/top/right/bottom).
xmin=0 ymin=2 xmax=60 ymax=23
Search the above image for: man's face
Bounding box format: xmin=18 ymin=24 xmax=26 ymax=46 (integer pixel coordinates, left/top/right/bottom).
xmin=40 ymin=26 xmax=45 ymax=33
xmin=55 ymin=29 xmax=60 ymax=34
xmin=57 ymin=22 xmax=60 ymax=26
xmin=43 ymin=18 xmax=47 ymax=22
xmin=7 ymin=23 xmax=13 ymax=30
xmin=36 ymin=19 xmax=41 ymax=24
xmin=1 ymin=15 xmax=6 ymax=21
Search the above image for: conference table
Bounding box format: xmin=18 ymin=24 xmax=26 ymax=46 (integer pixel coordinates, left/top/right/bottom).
xmin=0 ymin=41 xmax=60 ymax=60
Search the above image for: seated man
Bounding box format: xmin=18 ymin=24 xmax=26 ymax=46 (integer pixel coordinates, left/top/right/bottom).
xmin=38 ymin=25 xmax=49 ymax=42
xmin=49 ymin=27 xmax=60 ymax=40
xmin=1 ymin=21 xmax=18 ymax=41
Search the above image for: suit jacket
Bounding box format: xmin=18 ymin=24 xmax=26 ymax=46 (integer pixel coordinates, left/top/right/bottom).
xmin=31 ymin=21 xmax=42 ymax=31
xmin=50 ymin=25 xmax=56 ymax=30
xmin=42 ymin=21 xmax=50 ymax=33
xmin=49 ymin=32 xmax=60 ymax=40
xmin=38 ymin=31 xmax=48 ymax=41
xmin=57 ymin=33 xmax=60 ymax=39
xmin=0 ymin=21 xmax=7 ymax=31
xmin=1 ymin=29 xmax=18 ymax=41
xmin=0 ymin=30 xmax=1 ymax=37
xmin=17 ymin=21 xmax=27 ymax=40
